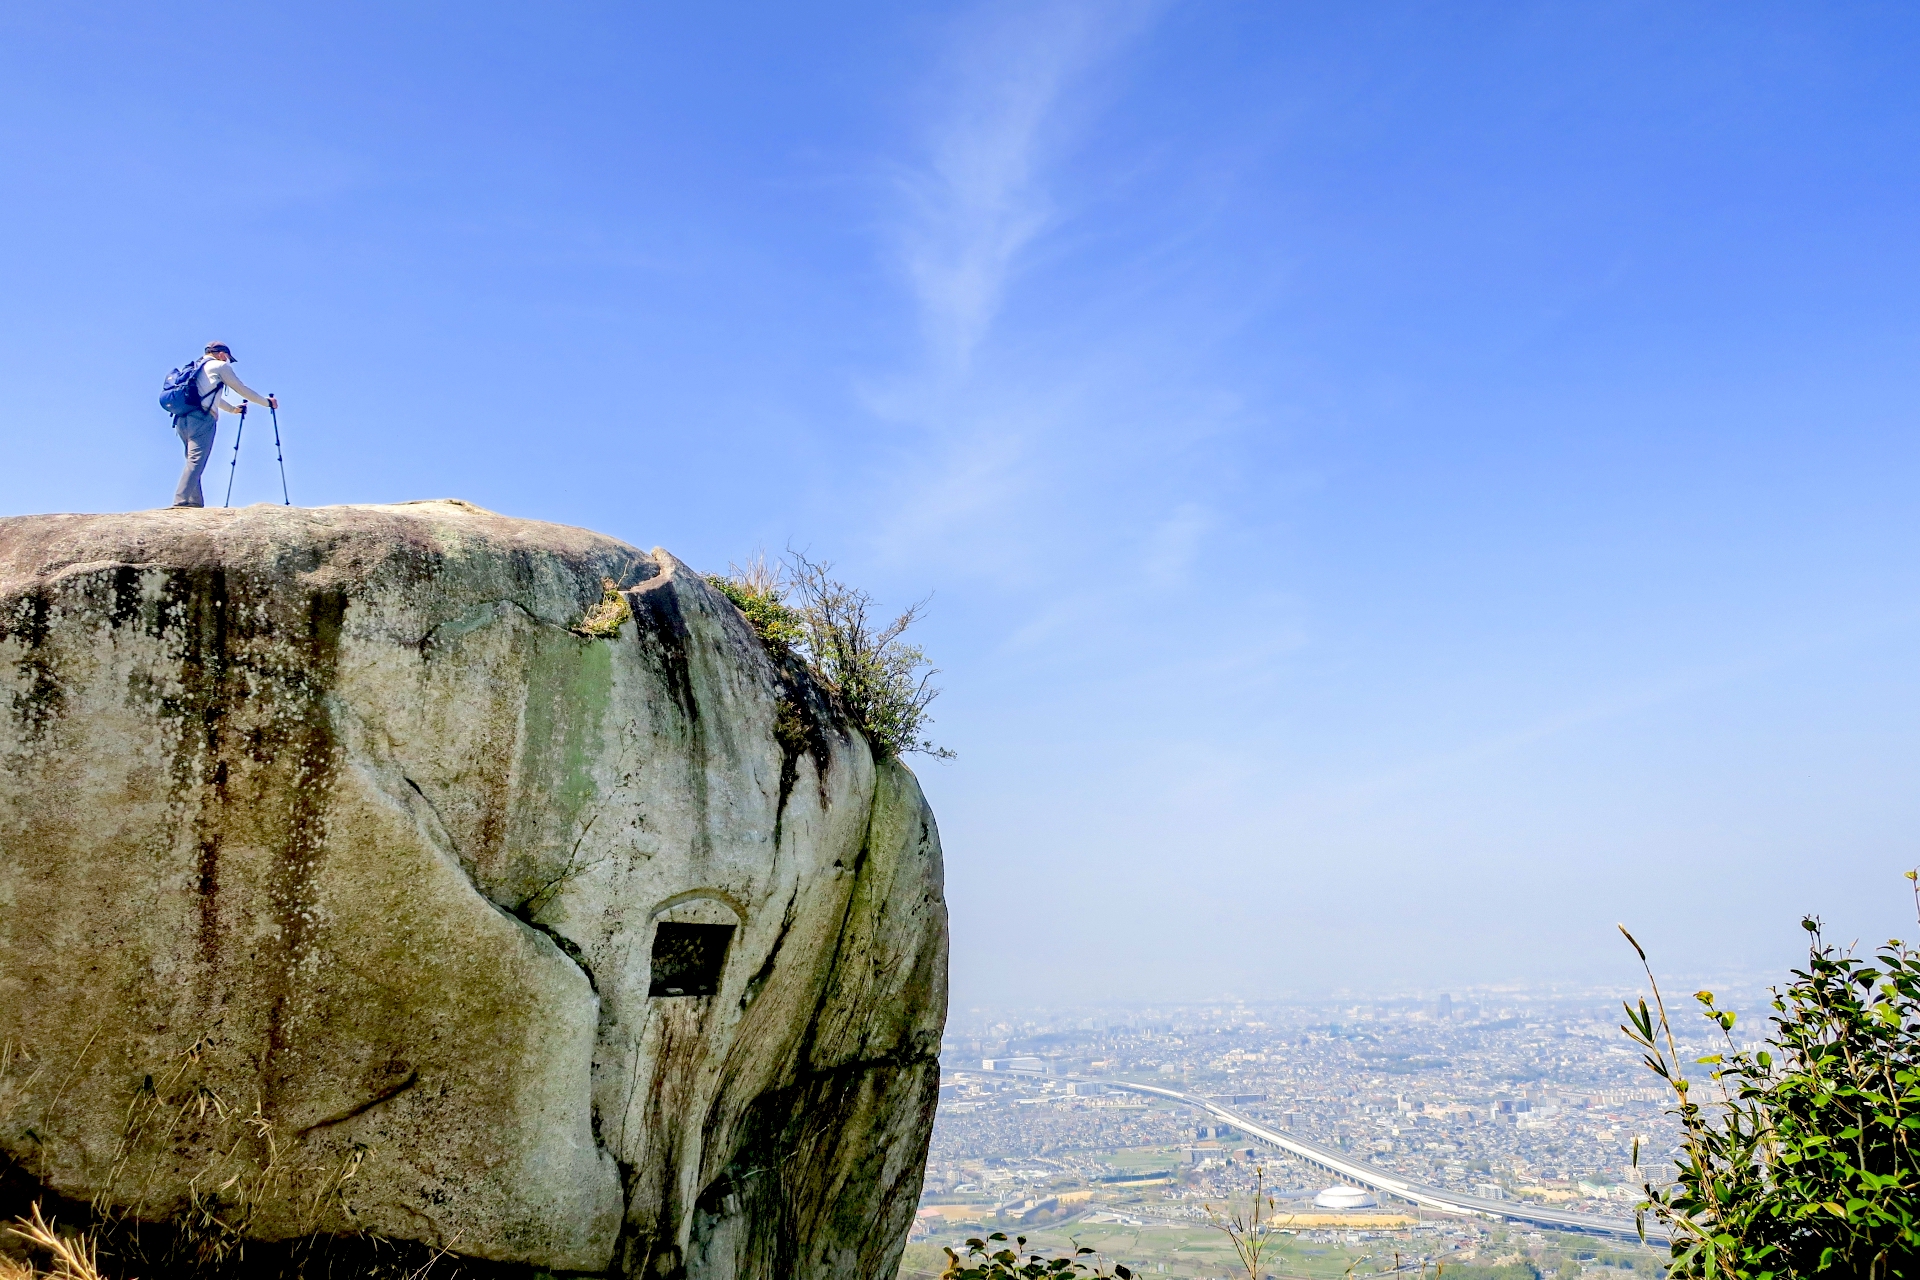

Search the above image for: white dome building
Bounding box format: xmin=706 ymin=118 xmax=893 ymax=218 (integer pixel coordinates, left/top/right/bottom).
xmin=1313 ymin=1185 xmax=1378 ymax=1210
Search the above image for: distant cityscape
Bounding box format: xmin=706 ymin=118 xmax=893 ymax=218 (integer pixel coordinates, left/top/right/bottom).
xmin=901 ymin=987 xmax=1748 ymax=1276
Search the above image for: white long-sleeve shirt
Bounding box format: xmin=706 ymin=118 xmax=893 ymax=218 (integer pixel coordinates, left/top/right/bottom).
xmin=192 ymin=359 xmax=271 ymax=416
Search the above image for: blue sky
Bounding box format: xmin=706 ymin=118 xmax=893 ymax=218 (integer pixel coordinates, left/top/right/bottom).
xmin=5 ymin=3 xmax=1920 ymax=1005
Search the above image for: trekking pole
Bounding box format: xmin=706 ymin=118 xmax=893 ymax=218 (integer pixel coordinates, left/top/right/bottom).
xmin=222 ymin=402 xmax=247 ymax=508
xmin=268 ymin=396 xmax=290 ymax=505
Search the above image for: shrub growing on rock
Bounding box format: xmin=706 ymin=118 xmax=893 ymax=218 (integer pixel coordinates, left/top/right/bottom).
xmin=710 ymin=552 xmax=952 ymax=761
xmin=572 ymin=576 xmax=633 ymax=638
xmin=704 ymin=556 xmax=805 ymax=656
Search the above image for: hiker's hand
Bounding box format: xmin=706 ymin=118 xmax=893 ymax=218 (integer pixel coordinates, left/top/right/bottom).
xmin=268 ymin=395 xmax=278 ymax=410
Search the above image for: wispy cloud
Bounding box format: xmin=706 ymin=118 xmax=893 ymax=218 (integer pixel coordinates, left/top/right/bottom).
xmin=1140 ymin=501 xmax=1213 ymax=585
xmin=993 ymin=500 xmax=1213 ymax=654
xmin=852 ymin=0 xmax=1166 ymax=573
xmin=891 ymin=0 xmax=1156 ymax=376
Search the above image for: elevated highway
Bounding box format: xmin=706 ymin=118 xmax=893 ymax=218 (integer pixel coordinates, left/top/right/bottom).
xmin=964 ymin=1069 xmax=1665 ymax=1244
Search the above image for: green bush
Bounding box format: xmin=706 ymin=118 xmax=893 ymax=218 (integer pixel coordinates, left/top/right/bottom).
xmin=940 ymin=1235 xmax=1129 ymax=1280
xmin=704 ymin=569 xmax=805 ymax=656
xmin=1622 ymin=876 xmax=1920 ymax=1279
xmin=709 ymin=552 xmax=951 ymax=762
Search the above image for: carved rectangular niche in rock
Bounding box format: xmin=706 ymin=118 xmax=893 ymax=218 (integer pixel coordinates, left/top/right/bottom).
xmin=649 ymin=923 xmax=735 ymax=997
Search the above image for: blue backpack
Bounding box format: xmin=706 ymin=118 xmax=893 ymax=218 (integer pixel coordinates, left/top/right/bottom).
xmin=159 ymin=357 xmax=211 ymax=419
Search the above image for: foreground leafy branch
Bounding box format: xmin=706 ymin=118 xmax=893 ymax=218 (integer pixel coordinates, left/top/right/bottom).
xmin=940 ymin=1234 xmax=1132 ymax=1280
xmin=1620 ymin=873 xmax=1920 ymax=1279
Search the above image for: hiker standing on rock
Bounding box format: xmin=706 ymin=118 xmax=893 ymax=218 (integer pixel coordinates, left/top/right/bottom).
xmin=161 ymin=342 xmax=276 ymax=508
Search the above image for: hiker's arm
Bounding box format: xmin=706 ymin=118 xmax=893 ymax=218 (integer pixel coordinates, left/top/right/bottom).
xmin=215 ymin=365 xmax=273 ymax=409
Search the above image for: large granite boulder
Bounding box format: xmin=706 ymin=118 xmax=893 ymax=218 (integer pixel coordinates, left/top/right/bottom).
xmin=0 ymin=501 xmax=948 ymax=1278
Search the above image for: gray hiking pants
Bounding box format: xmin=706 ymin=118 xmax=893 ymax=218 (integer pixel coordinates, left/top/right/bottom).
xmin=173 ymin=411 xmax=217 ymax=508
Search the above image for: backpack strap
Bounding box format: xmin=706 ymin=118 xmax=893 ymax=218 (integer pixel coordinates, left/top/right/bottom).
xmin=190 ymin=357 xmax=216 ymax=413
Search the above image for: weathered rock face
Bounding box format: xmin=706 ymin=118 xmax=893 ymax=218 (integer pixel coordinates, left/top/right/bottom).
xmin=0 ymin=501 xmax=947 ymax=1278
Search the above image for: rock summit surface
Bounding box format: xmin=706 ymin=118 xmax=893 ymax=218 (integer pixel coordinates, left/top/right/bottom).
xmin=0 ymin=501 xmax=948 ymax=1279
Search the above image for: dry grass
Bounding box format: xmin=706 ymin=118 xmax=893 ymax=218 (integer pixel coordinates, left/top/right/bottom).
xmin=0 ymin=1041 xmax=45 ymax=1135
xmin=573 ymin=577 xmax=632 ymax=638
xmin=6 ymin=1203 xmax=110 ymax=1280
xmin=727 ymin=552 xmax=784 ymax=598
xmin=2 ymin=1031 xmax=382 ymax=1279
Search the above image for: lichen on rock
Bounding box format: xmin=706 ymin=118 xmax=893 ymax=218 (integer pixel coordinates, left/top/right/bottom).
xmin=0 ymin=500 xmax=948 ymax=1280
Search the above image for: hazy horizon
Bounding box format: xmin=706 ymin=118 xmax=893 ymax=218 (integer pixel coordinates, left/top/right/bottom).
xmin=5 ymin=3 xmax=1919 ymax=1007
